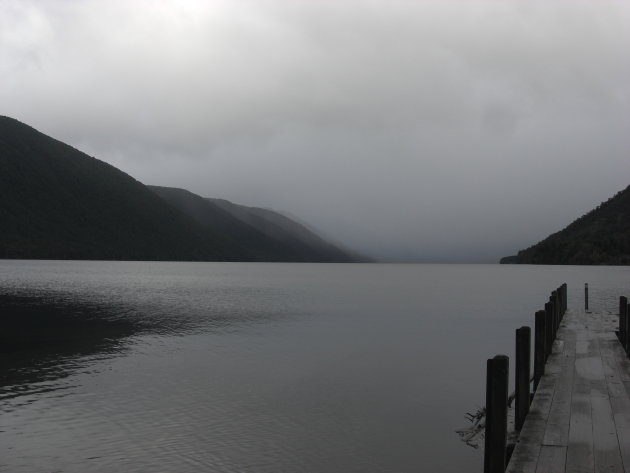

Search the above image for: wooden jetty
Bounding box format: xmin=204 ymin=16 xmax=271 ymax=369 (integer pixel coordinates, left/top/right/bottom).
xmin=482 ymin=285 xmax=630 ymax=473
xmin=506 ymin=307 xmax=630 ymax=473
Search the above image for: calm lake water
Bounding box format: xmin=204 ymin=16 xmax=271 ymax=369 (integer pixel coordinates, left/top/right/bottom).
xmin=1 ymin=261 xmax=629 ymax=473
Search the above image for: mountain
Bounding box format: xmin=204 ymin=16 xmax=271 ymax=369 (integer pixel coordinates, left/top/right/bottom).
xmin=0 ymin=116 xmax=250 ymax=260
xmin=149 ymin=186 xmax=360 ymax=262
xmin=208 ymin=198 xmax=367 ymax=262
xmin=0 ymin=116 xmax=359 ymax=262
xmin=501 ymin=184 xmax=630 ymax=265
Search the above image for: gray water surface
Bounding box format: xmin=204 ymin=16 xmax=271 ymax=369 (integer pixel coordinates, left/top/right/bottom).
xmin=1 ymin=261 xmax=629 ymax=472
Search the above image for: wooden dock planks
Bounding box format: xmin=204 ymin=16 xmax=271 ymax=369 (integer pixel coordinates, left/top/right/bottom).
xmin=506 ymin=309 xmax=630 ymax=473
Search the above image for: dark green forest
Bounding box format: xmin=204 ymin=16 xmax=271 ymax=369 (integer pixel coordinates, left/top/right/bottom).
xmin=0 ymin=116 xmax=359 ymax=262
xmin=501 ymin=184 xmax=630 ymax=265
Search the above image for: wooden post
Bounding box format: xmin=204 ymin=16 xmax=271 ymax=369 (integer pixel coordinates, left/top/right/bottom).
xmin=551 ymin=302 xmax=556 ymax=341
xmin=515 ymin=326 xmax=531 ymax=431
xmin=554 ymin=291 xmax=561 ymax=329
xmin=620 ymin=296 xmax=627 ymax=345
xmin=626 ymin=303 xmax=630 ymax=356
xmin=484 ymin=355 xmax=509 ymax=473
xmin=534 ymin=310 xmax=546 ymax=391
xmin=550 ymin=292 xmax=558 ymax=334
xmin=585 ymin=283 xmax=589 ymax=311
xmin=545 ymin=302 xmax=553 ymax=359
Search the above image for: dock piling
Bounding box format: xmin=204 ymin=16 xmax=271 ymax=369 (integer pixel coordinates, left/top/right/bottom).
xmin=534 ymin=310 xmax=546 ymax=391
xmin=554 ymin=290 xmax=561 ymax=329
xmin=585 ymin=283 xmax=589 ymax=311
xmin=544 ymin=302 xmax=553 ymax=360
xmin=620 ymin=296 xmax=627 ymax=346
xmin=515 ymin=326 xmax=531 ymax=431
xmin=551 ymin=296 xmax=557 ymax=339
xmin=484 ymin=355 xmax=509 ymax=473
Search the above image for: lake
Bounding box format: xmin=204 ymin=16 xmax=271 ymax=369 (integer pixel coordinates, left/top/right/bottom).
xmin=1 ymin=261 xmax=629 ymax=472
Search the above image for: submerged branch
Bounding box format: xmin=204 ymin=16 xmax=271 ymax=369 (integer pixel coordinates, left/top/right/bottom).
xmin=456 ymin=375 xmax=534 ymax=450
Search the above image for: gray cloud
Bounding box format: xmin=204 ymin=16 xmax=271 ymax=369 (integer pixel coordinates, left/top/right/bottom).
xmin=2 ymin=0 xmax=629 ymax=261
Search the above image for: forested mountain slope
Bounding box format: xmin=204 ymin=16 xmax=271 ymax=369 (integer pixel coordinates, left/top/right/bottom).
xmin=0 ymin=116 xmax=361 ymax=262
xmin=501 ymin=184 xmax=630 ymax=265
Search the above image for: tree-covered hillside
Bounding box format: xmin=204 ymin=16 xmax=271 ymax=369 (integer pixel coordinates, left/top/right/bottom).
xmin=501 ymin=184 xmax=630 ymax=265
xmin=0 ymin=116 xmax=249 ymax=260
xmin=149 ymin=186 xmax=360 ymax=262
xmin=207 ymin=197 xmax=363 ymax=262
xmin=0 ymin=116 xmax=361 ymax=262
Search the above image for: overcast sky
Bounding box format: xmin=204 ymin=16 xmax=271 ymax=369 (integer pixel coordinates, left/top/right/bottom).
xmin=2 ymin=0 xmax=629 ymax=262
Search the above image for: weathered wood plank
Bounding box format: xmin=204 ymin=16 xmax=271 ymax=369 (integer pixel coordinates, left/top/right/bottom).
xmin=610 ymin=396 xmax=630 ymax=471
xmin=565 ymin=386 xmax=594 ymax=473
xmin=542 ymin=354 xmax=574 ymax=447
xmin=615 ymin=356 xmax=630 ymax=382
xmin=591 ymin=396 xmax=624 ymax=473
xmin=535 ymin=446 xmax=566 ymax=473
xmin=506 ymin=374 xmax=557 ymax=473
xmin=600 ymin=341 xmax=626 ymax=398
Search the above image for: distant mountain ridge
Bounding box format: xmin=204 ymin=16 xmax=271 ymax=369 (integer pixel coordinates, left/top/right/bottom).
xmin=206 ymin=197 xmax=363 ymax=261
xmin=501 ymin=184 xmax=630 ymax=265
xmin=149 ymin=186 xmax=358 ymax=262
xmin=0 ymin=116 xmax=361 ymax=262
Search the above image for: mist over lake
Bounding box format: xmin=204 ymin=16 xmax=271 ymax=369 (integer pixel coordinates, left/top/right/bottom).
xmin=3 ymin=1 xmax=630 ymax=262
xmin=2 ymin=260 xmax=628 ymax=472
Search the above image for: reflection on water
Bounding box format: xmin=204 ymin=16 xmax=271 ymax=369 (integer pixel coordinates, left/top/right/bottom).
xmin=0 ymin=293 xmax=140 ymax=400
xmin=1 ymin=261 xmax=629 ymax=473
xmin=0 ymin=282 xmax=290 ymax=405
